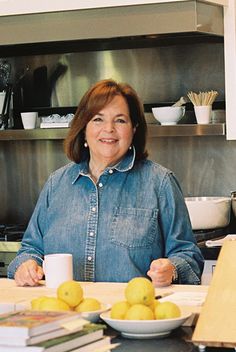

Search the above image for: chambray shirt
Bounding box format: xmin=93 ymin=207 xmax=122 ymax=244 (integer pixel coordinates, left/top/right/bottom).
xmin=8 ymin=148 xmax=204 ymax=284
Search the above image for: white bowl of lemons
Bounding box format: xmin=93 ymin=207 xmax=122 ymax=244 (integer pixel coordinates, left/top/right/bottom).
xmin=100 ymin=311 xmax=191 ymax=338
xmin=100 ymin=277 xmax=191 ymax=339
xmin=31 ymin=280 xmax=111 ymax=323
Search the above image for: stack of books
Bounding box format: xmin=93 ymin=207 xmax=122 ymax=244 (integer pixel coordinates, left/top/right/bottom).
xmin=0 ymin=310 xmax=116 ymax=352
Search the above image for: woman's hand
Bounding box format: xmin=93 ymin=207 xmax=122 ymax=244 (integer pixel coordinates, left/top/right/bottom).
xmin=147 ymin=258 xmax=175 ymax=287
xmin=14 ymin=259 xmax=44 ymax=287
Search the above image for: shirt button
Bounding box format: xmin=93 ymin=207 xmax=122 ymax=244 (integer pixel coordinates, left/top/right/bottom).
xmin=87 ymin=256 xmax=92 ymax=261
xmin=89 ymin=232 xmax=94 ymax=237
xmin=109 ymin=169 xmax=113 ymax=174
xmin=98 ymin=182 xmax=103 ymax=188
xmin=91 ymin=207 xmax=96 ymax=212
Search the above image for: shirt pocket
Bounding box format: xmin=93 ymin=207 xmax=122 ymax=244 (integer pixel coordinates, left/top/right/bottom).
xmin=110 ymin=207 xmax=158 ymax=248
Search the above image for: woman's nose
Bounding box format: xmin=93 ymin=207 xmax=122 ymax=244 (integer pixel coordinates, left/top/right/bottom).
xmin=103 ymin=120 xmax=114 ymax=132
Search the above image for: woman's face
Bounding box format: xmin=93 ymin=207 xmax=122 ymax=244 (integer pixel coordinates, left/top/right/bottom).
xmin=85 ymin=95 xmax=136 ymax=166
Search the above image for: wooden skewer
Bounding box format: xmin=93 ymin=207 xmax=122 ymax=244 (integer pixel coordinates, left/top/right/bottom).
xmin=187 ymin=90 xmax=218 ymax=106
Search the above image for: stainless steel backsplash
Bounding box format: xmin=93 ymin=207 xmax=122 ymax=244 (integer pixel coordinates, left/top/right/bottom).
xmin=11 ymin=42 xmax=224 ymax=109
xmin=1 ymin=41 xmax=231 ymax=224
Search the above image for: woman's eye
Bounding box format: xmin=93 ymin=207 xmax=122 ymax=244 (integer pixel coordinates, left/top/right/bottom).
xmin=92 ymin=117 xmax=103 ymax=122
xmin=115 ymin=118 xmax=126 ymax=123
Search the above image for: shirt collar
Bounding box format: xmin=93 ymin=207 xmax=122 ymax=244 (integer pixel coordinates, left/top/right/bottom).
xmin=71 ymin=146 xmax=136 ymax=184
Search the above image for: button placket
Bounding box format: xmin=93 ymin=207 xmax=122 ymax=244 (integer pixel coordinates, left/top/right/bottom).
xmin=84 ymin=191 xmax=98 ymax=281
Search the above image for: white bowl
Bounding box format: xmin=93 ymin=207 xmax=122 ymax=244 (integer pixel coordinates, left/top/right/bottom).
xmin=81 ymin=303 xmax=111 ymax=323
xmin=152 ymin=106 xmax=185 ymax=125
xmin=185 ymin=197 xmax=231 ymax=230
xmin=100 ymin=311 xmax=191 ymax=339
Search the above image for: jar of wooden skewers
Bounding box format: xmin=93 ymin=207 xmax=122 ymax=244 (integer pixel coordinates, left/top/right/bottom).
xmin=187 ymin=90 xmax=218 ymax=124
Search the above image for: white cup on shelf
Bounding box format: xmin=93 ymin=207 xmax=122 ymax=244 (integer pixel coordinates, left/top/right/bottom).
xmin=43 ymin=253 xmax=73 ymax=288
xmin=21 ymin=111 xmax=38 ymax=129
xmin=194 ymin=105 xmax=212 ymax=124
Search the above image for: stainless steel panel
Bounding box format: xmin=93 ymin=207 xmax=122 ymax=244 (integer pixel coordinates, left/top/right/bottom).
xmin=11 ymin=42 xmax=224 ymax=109
xmin=0 ymin=2 xmax=223 ymax=45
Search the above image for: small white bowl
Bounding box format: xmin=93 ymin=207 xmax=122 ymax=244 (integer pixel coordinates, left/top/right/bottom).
xmin=152 ymin=106 xmax=185 ymax=125
xmin=81 ymin=303 xmax=111 ymax=323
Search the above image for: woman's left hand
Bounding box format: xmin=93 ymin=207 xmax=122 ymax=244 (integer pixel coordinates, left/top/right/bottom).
xmin=147 ymin=258 xmax=175 ymax=287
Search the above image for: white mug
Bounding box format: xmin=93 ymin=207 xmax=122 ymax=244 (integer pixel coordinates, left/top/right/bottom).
xmin=43 ymin=253 xmax=73 ymax=288
xmin=21 ymin=111 xmax=38 ymax=129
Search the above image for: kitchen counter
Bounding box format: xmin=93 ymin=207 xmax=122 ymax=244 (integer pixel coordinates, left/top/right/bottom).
xmin=0 ymin=279 xmax=234 ymax=351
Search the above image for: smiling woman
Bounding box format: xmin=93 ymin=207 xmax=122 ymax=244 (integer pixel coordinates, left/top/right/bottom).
xmin=7 ymin=79 xmax=204 ymax=288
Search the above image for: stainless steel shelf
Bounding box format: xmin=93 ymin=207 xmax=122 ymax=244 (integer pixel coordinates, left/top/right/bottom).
xmin=0 ymin=123 xmax=225 ymax=141
xmin=0 ymin=128 xmax=69 ymax=140
xmin=148 ymin=123 xmax=225 ymax=137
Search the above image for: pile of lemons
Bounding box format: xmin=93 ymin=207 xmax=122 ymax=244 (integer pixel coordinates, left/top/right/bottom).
xmin=111 ymin=277 xmax=181 ymax=320
xmin=31 ymin=280 xmax=101 ymax=312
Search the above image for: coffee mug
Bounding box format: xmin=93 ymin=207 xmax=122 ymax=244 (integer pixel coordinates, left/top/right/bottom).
xmin=43 ymin=253 xmax=73 ymax=288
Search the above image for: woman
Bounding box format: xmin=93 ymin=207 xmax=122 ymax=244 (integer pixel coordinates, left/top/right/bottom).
xmin=8 ymin=79 xmax=204 ymax=287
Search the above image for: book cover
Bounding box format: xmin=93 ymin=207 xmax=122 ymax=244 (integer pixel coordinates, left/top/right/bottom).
xmin=0 ymin=310 xmax=81 ymax=338
xmin=0 ymin=324 xmax=105 ymax=352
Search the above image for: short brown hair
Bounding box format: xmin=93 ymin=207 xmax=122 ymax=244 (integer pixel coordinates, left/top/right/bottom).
xmin=64 ymin=79 xmax=148 ymax=163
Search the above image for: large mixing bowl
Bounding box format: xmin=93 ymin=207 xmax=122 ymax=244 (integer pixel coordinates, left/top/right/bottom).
xmin=185 ymin=197 xmax=231 ymax=230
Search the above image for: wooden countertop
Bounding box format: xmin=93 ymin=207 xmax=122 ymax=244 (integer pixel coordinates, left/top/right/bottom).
xmin=0 ymin=279 xmax=208 ymax=326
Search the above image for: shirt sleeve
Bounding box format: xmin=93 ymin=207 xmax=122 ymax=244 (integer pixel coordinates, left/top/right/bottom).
xmin=7 ymin=177 xmax=52 ymax=279
xmin=158 ymin=171 xmax=204 ymax=284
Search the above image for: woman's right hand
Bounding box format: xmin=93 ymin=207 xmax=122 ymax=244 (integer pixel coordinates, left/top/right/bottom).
xmin=14 ymin=259 xmax=44 ymax=286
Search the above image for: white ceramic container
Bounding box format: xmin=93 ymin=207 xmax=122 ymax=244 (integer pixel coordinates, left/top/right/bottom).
xmin=185 ymin=197 xmax=231 ymax=230
xmin=152 ymin=106 xmax=185 ymax=125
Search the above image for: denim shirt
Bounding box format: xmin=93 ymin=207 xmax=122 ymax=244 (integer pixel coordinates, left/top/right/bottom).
xmin=8 ymin=148 xmax=204 ymax=284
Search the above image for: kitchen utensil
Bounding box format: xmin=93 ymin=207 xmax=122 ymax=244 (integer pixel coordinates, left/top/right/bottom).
xmin=172 ymin=96 xmax=188 ymax=107
xmin=152 ymin=106 xmax=185 ymax=125
xmin=187 ymin=90 xmax=218 ymax=106
xmin=185 ymin=197 xmax=231 ymax=230
xmin=0 ymin=61 xmax=11 ymax=92
xmin=0 ymin=84 xmax=12 ymax=129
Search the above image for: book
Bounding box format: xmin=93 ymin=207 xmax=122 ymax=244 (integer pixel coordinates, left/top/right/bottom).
xmin=0 ymin=324 xmax=85 ymax=346
xmin=0 ymin=310 xmax=81 ymax=338
xmin=0 ymin=323 xmax=105 ymax=352
xmin=70 ymin=336 xmax=117 ymax=352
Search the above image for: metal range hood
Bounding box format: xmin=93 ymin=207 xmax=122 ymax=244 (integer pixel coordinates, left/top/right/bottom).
xmin=0 ymin=1 xmax=223 ymax=46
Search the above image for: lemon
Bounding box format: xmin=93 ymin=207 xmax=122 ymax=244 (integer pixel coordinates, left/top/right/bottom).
xmin=149 ymin=298 xmax=160 ymax=312
xmin=125 ymin=277 xmax=155 ymax=306
xmin=110 ymin=301 xmax=130 ymax=319
xmin=155 ymin=301 xmax=181 ymax=319
xmin=124 ymin=304 xmax=154 ymax=320
xmin=38 ymin=297 xmax=71 ymax=311
xmin=57 ymin=280 xmax=83 ymax=308
xmin=31 ymin=296 xmax=48 ymax=310
xmin=74 ymin=298 xmax=101 ymax=312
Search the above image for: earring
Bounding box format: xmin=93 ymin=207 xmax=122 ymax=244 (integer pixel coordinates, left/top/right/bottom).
xmin=129 ymin=146 xmax=132 ymax=150
xmin=84 ymin=142 xmax=88 ymax=148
